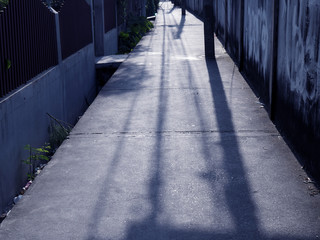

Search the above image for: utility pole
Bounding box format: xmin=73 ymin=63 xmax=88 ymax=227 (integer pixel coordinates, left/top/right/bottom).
xmin=204 ymin=0 xmax=214 ymax=58
xmin=181 ymin=0 xmax=186 ymax=15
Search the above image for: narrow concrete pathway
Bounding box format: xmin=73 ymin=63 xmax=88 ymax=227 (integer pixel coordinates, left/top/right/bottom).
xmin=1 ymin=2 xmax=320 ymax=239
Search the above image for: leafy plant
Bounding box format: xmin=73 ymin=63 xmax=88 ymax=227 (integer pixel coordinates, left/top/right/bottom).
xmin=5 ymin=59 xmax=11 ymax=70
xmin=21 ymin=114 xmax=72 ymax=181
xmin=0 ymin=0 xmax=9 ymax=14
xmin=23 ymin=144 xmax=51 ymax=180
xmin=118 ymin=16 xmax=154 ymax=54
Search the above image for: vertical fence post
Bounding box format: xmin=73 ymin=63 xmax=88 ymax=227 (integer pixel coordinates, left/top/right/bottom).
xmin=0 ymin=12 xmax=5 ymax=97
xmin=115 ymin=0 xmax=119 ymax=52
xmin=182 ymin=0 xmax=186 ymax=15
xmin=224 ymin=0 xmax=228 ymax=47
xmin=90 ymin=0 xmax=95 ymax=49
xmin=142 ymin=0 xmax=146 ymax=17
xmin=53 ymin=10 xmax=62 ymax=64
xmin=93 ymin=0 xmax=105 ymax=56
xmin=215 ymin=0 xmax=218 ymax=32
xmin=239 ymin=0 xmax=244 ymax=71
xmin=269 ymin=0 xmax=279 ymax=120
xmin=204 ymin=0 xmax=214 ymax=58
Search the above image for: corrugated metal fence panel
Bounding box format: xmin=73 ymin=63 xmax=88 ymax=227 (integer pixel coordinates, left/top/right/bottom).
xmin=242 ymin=0 xmax=273 ymax=103
xmin=59 ymin=0 xmax=93 ymax=60
xmin=104 ymin=0 xmax=117 ymax=33
xmin=0 ymin=0 xmax=58 ymax=98
xmin=225 ymin=0 xmax=241 ymax=61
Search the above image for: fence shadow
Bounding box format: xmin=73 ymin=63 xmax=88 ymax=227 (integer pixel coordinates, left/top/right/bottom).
xmin=205 ymin=57 xmax=261 ymax=238
xmin=123 ymin=57 xmax=312 ymax=240
xmin=84 ymin=18 xmax=157 ymax=240
xmin=174 ymin=14 xmax=185 ymax=39
xmin=125 ymin=2 xmax=262 ymax=239
xmin=85 ymin=3 xmax=316 ymax=240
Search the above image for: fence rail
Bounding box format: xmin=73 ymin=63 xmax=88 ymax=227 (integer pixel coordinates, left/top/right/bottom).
xmin=0 ymin=0 xmax=58 ymax=98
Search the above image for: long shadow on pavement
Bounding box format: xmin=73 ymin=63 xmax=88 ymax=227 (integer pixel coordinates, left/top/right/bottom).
xmin=84 ymin=23 xmax=157 ymax=240
xmin=124 ymin=54 xmax=313 ymax=239
xmin=87 ymin=3 xmax=316 ymax=240
xmin=125 ymin=4 xmax=261 ymax=240
xmin=124 ymin=5 xmax=313 ymax=237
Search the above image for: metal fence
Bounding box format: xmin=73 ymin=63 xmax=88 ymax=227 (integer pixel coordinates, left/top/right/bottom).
xmin=0 ymin=0 xmax=94 ymax=98
xmin=59 ymin=0 xmax=93 ymax=60
xmin=117 ymin=0 xmax=145 ymax=27
xmin=0 ymin=0 xmax=58 ymax=98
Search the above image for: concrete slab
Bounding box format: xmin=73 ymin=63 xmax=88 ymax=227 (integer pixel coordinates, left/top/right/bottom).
xmin=95 ymin=55 xmax=128 ymax=69
xmin=71 ymin=87 xmax=275 ymax=135
xmin=147 ymin=15 xmax=156 ymax=21
xmin=1 ymin=2 xmax=320 ymax=240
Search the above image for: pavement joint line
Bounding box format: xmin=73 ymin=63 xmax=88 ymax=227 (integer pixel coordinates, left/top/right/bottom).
xmin=69 ymin=130 xmax=280 ymax=137
xmin=100 ymin=87 xmax=251 ymax=91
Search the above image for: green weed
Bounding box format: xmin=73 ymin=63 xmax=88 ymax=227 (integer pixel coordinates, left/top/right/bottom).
xmin=118 ymin=16 xmax=154 ymax=54
xmin=23 ymin=144 xmax=51 ymax=180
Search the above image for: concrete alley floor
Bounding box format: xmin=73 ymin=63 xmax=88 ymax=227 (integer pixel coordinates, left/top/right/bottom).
xmin=1 ymin=2 xmax=320 ymax=239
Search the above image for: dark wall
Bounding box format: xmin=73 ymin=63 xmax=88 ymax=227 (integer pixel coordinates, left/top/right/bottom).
xmin=215 ymin=0 xmax=226 ymax=41
xmin=225 ymin=0 xmax=241 ymax=61
xmin=186 ymin=0 xmax=320 ymax=179
xmin=242 ymin=0 xmax=273 ymax=105
xmin=186 ymin=0 xmax=203 ymax=16
xmin=275 ymin=0 xmax=320 ymax=174
xmin=213 ymin=0 xmax=273 ymax=105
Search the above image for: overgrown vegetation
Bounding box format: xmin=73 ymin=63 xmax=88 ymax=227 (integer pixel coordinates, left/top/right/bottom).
xmin=22 ymin=144 xmax=51 ymax=181
xmin=0 ymin=0 xmax=9 ymax=14
xmin=116 ymin=0 xmax=158 ymax=53
xmin=118 ymin=16 xmax=154 ymax=54
xmin=2 ymin=113 xmax=72 ymax=222
xmin=22 ymin=113 xmax=72 ymax=180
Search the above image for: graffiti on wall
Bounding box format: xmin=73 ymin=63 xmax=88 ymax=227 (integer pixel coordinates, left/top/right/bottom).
xmin=243 ymin=0 xmax=272 ymax=82
xmin=277 ymin=0 xmax=320 ymax=106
